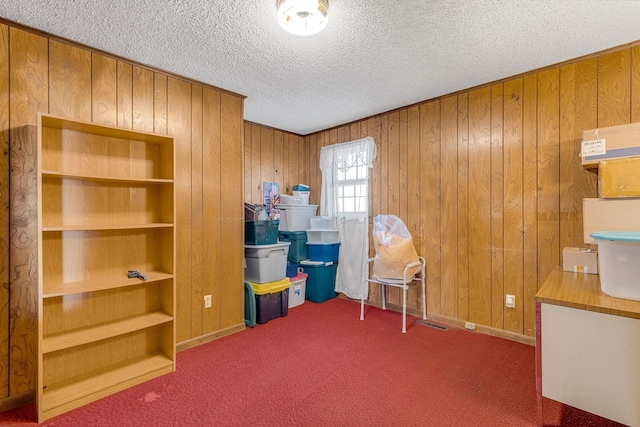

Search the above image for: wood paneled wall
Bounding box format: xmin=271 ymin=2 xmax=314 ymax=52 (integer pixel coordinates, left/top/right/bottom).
xmin=304 ymin=44 xmax=640 ymax=339
xmin=243 ymin=122 xmax=307 ymax=204
xmin=0 ymin=21 xmax=245 ymax=403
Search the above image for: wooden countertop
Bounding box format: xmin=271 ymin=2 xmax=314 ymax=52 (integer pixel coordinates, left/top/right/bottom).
xmin=536 ymin=267 xmax=640 ymax=320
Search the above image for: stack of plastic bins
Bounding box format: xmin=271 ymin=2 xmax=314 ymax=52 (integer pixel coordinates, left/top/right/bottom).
xmin=244 ymin=218 xmax=289 ymax=324
xmin=305 ymin=216 xmax=340 ymax=263
xmin=248 ymin=278 xmax=291 ymax=324
xmin=301 ymin=216 xmax=340 ymax=303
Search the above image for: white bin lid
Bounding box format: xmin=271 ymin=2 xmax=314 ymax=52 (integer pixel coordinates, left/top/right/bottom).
xmin=244 ymin=241 xmax=290 ymax=258
xmin=590 ymin=231 xmax=640 ymax=242
xmin=275 ymin=204 xmax=318 ymax=210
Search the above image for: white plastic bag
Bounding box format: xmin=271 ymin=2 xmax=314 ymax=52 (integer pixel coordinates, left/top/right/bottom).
xmin=372 ymin=215 xmax=420 ymax=280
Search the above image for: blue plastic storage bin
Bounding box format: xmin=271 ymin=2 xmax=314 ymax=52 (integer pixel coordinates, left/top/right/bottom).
xmin=306 ymin=242 xmax=340 ymax=262
xmin=286 ymin=262 xmax=298 ymax=277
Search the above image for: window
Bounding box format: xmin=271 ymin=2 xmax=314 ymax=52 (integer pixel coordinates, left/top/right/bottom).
xmin=319 ymin=136 xmax=376 ymax=300
xmin=336 ymin=153 xmax=369 ymax=213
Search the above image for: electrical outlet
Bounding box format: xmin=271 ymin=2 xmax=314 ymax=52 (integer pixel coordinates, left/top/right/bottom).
xmin=506 ymin=294 xmax=515 ymax=308
xmin=464 ymin=321 xmax=476 ymax=331
xmin=204 ymin=294 xmax=212 ymax=308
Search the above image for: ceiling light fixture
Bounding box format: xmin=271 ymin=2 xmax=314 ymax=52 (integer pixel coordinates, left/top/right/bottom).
xmin=276 ymin=0 xmax=329 ymax=36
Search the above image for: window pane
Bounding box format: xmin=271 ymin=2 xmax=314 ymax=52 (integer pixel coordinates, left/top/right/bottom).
xmin=358 ymin=165 xmax=367 ymax=179
xmin=343 ymin=185 xmax=354 ymax=197
xmin=344 ymin=198 xmax=355 ymax=212
xmin=345 ymin=166 xmax=357 ymax=180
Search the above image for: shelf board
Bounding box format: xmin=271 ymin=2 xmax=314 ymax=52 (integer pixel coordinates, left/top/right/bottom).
xmin=41 ymin=353 xmax=174 ymax=414
xmin=43 ymin=271 xmax=174 ymax=297
xmin=42 ymin=170 xmax=173 ymax=184
xmin=42 ymin=223 xmax=173 ymax=232
xmin=41 ymin=112 xmax=174 ymax=145
xmin=43 ymin=311 xmax=173 ymax=353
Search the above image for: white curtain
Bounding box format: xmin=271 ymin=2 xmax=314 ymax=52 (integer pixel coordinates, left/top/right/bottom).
xmin=319 ymin=137 xmax=376 ymax=299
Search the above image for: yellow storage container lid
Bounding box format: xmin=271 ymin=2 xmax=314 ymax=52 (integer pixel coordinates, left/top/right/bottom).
xmin=249 ymin=277 xmax=291 ymax=295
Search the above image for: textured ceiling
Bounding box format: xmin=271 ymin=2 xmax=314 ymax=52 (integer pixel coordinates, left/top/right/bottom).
xmin=2 ymin=1 xmax=640 ymax=135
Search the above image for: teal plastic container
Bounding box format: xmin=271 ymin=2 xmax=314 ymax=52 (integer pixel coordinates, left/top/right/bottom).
xmin=299 ymin=260 xmax=337 ymax=303
xmin=243 ymin=281 xmax=256 ymax=328
xmin=245 ymin=220 xmax=279 ymax=245
xmin=278 ymin=231 xmax=308 ymax=263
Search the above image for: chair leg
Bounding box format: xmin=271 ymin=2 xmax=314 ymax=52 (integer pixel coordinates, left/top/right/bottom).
xmin=381 ymin=284 xmax=386 ymax=310
xmin=360 ymin=281 xmax=365 ymax=321
xmin=421 ymin=269 xmax=427 ymax=320
xmin=402 ymin=285 xmax=407 ymax=333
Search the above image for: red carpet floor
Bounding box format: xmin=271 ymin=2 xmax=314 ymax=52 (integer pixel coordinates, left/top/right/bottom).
xmin=0 ymin=297 xmax=626 ymax=426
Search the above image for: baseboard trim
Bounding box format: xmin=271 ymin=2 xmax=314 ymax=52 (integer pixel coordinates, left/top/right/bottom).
xmin=176 ymin=323 xmax=246 ymax=352
xmin=0 ymin=390 xmax=35 ymax=413
xmin=353 ymin=295 xmax=535 ymax=346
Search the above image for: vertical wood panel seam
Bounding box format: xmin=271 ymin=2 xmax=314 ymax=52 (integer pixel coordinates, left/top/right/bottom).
xmin=188 ymin=84 xmax=193 ymax=337
xmin=535 ymin=77 xmax=539 ymax=287
xmin=218 ymin=92 xmax=222 ymax=328
xmin=490 ymin=90 xmax=494 ymax=319
xmin=596 ymin=56 xmax=599 ymax=127
xmin=90 ymin=52 xmax=93 ymax=122
xmin=5 ymin=25 xmax=9 ymax=397
xmin=630 ymin=47 xmax=634 ymax=121
xmin=438 ymin=104 xmax=443 ymax=312
xmin=520 ymin=78 xmax=526 ymax=328
xmin=201 ymin=89 xmax=205 ymax=334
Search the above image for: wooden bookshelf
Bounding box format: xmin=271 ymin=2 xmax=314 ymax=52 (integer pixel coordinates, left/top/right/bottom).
xmin=37 ymin=113 xmax=176 ymax=422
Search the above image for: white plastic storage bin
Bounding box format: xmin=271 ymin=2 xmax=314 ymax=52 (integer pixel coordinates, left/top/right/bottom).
xmin=292 ymin=190 xmax=310 ymax=204
xmin=244 ymin=242 xmax=290 ymax=284
xmin=309 ymin=216 xmax=336 ymax=230
xmin=280 ymin=194 xmax=306 ymax=205
xmin=590 ymin=231 xmax=640 ymax=301
xmin=277 ymin=204 xmax=318 ymax=231
xmin=306 ymin=229 xmax=339 ymax=243
xmin=288 ymin=271 xmax=308 ymax=308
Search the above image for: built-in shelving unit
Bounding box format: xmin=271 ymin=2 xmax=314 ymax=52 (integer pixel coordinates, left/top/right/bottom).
xmin=37 ymin=113 xmax=176 ymax=422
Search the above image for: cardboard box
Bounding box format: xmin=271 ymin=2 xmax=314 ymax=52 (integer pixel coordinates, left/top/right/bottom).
xmin=582 ymin=122 xmax=640 ymax=167
xmin=563 ymin=247 xmax=598 ymax=274
xmin=599 ymin=157 xmax=640 ymax=198
xmin=583 ymin=198 xmax=640 ymax=244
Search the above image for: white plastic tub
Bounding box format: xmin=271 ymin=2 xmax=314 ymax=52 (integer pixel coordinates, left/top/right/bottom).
xmin=288 ymin=272 xmax=307 ymax=308
xmin=277 ymin=204 xmax=318 ymax=231
xmin=590 ymin=231 xmax=640 ymax=301
xmin=306 ymin=229 xmax=339 ymax=243
xmin=244 ymin=242 xmax=290 ymax=283
xmin=280 ymin=194 xmax=307 ymax=205
xmin=292 ymin=190 xmax=310 ymax=204
xmin=309 ymin=216 xmax=336 ymax=230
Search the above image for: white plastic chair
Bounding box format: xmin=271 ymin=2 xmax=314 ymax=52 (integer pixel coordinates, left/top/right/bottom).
xmin=360 ymin=256 xmax=426 ymax=333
